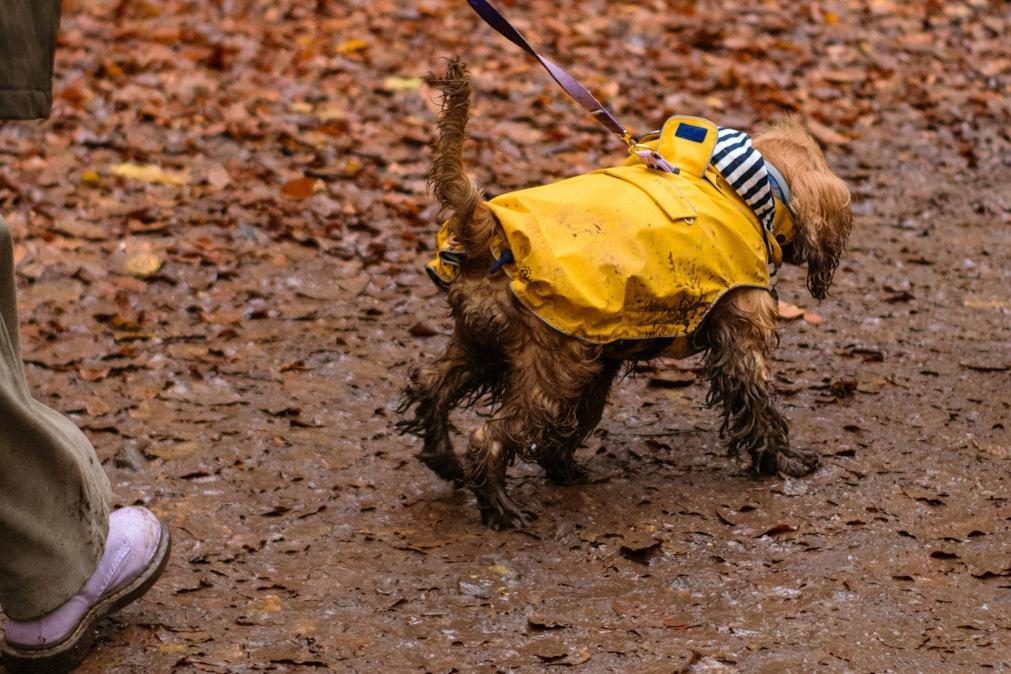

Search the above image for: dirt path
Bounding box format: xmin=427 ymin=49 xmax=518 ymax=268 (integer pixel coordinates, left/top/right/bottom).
xmin=1 ymin=0 xmax=1008 ymax=671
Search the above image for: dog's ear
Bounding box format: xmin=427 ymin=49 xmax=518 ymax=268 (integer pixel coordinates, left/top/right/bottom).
xmin=753 ymin=118 xmax=854 ymax=300
xmin=790 ymin=169 xmax=853 ymax=300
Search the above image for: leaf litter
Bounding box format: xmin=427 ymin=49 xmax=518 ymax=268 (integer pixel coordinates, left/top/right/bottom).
xmin=0 ymin=0 xmax=1009 ymax=671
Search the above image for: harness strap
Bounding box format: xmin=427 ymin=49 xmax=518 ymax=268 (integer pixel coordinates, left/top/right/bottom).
xmin=467 ymin=0 xmax=630 ymax=143
xmin=766 ymin=162 xmax=799 ymax=223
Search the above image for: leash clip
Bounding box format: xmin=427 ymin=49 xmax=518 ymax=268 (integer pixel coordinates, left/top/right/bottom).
xmin=629 ymin=143 xmax=679 ymax=174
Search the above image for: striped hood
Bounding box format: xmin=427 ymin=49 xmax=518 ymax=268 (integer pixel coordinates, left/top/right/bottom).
xmin=711 ymin=127 xmax=779 ymax=233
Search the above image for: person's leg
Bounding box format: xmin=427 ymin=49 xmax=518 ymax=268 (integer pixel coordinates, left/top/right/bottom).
xmin=0 ymin=219 xmax=170 ymax=673
xmin=0 ymin=216 xmax=113 ymax=621
xmin=2 ymin=3 xmax=170 ymax=669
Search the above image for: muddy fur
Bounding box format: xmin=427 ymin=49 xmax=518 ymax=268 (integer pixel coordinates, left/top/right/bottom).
xmin=398 ymin=59 xmax=853 ymax=529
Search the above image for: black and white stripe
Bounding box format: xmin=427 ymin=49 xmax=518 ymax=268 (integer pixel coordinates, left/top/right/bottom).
xmin=711 ymin=127 xmax=776 ymax=231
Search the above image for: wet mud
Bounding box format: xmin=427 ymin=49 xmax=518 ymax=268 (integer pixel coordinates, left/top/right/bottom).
xmin=1 ymin=0 xmax=1008 ymax=671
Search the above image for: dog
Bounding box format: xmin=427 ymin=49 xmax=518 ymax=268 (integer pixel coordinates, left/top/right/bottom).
xmin=399 ymin=59 xmax=853 ymax=529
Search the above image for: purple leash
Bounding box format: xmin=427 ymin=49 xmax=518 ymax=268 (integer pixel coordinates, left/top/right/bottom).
xmin=466 ymin=0 xmax=678 ymax=174
xmin=467 ymin=0 xmax=630 ymax=141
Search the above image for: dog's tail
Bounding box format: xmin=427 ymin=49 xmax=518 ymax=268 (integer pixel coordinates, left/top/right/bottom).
xmin=427 ymin=59 xmax=495 ymax=255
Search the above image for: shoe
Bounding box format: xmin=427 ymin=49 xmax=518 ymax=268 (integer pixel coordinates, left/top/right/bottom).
xmin=1 ymin=507 xmax=171 ymax=673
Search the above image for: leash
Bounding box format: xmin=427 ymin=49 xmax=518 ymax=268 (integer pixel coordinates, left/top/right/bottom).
xmin=466 ymin=0 xmax=678 ymax=174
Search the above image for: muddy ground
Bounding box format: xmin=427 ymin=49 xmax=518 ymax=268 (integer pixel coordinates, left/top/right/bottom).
xmin=1 ymin=0 xmax=1009 ymax=672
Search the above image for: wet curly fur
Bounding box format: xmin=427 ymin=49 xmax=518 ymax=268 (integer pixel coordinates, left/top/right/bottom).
xmin=399 ymin=59 xmax=854 ymax=529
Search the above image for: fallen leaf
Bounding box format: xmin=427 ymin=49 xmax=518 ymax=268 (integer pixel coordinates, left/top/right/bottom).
xmin=885 ymin=290 xmax=915 ymax=303
xmin=902 ymin=487 xmax=944 ymax=506
xmin=78 ymin=366 xmax=111 ymax=382
xmin=408 ymin=321 xmax=440 ymax=337
xmin=159 ymin=643 xmax=189 ymax=655
xmin=248 ymin=594 xmax=284 ymax=613
xmin=205 ymin=164 xmax=232 ymax=190
xmin=336 ymin=39 xmax=369 ymax=54
xmin=344 ymin=158 xmax=364 ymax=177
xmin=778 ymin=300 xmax=806 ymax=320
xmin=757 ymin=523 xmax=799 ymax=537
xmin=50 ymin=218 xmax=107 ymax=241
xmin=960 ymin=361 xmax=1010 ymax=372
xmin=281 ymin=177 xmax=319 ymax=199
xmin=619 ymin=532 xmax=662 ymax=563
xmin=963 ymin=297 xmax=1007 ymax=310
xmin=929 ymin=550 xmax=959 ymax=560
xmin=383 ymin=76 xmax=423 ymax=92
xmin=111 ymin=162 xmax=190 ymax=186
xmin=527 ymin=613 xmax=569 ymax=630
xmin=647 ymin=371 xmax=695 ymax=388
xmin=146 ymin=441 xmax=200 ymax=461
xmin=124 ymin=252 xmax=163 ymax=277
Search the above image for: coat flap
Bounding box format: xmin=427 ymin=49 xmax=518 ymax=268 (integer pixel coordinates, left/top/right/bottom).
xmin=657 ymin=116 xmax=718 ymax=179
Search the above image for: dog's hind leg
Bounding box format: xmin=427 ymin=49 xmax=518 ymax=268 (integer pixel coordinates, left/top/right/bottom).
xmin=398 ymin=332 xmax=485 ymax=485
xmin=537 ymin=359 xmax=621 ymax=484
xmin=465 ymin=335 xmax=607 ymax=528
xmin=465 ymin=418 xmax=528 ymax=529
xmin=704 ymin=289 xmax=820 ymax=477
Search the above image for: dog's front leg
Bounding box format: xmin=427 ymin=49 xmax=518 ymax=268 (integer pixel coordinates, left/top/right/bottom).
xmin=465 ymin=421 xmax=530 ymax=529
xmin=704 ymin=289 xmax=820 ymax=477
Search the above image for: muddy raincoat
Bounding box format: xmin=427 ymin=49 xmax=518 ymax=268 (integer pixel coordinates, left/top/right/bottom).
xmin=427 ymin=116 xmax=795 ymax=357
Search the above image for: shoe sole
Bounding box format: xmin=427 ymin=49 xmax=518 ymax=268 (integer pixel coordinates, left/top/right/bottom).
xmin=2 ymin=522 xmax=172 ymax=674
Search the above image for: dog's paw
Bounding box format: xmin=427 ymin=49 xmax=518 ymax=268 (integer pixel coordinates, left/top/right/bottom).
xmin=758 ymin=446 xmax=821 ymax=477
xmin=418 ymin=450 xmax=465 ymax=486
xmin=478 ymin=489 xmax=534 ymax=530
xmin=482 ymin=507 xmax=534 ymax=531
xmin=541 ymin=459 xmax=588 ymax=486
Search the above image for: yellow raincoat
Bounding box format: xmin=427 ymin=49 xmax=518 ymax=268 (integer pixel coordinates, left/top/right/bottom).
xmin=427 ymin=116 xmax=795 ymax=357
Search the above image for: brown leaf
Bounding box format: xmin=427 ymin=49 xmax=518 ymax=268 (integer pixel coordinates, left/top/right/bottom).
xmin=206 ymin=164 xmax=232 ymax=190
xmin=50 ymin=218 xmax=107 ymax=241
xmin=619 ymin=532 xmax=662 ymax=563
xmin=929 ymin=550 xmax=959 ymax=560
xmin=527 ymin=613 xmax=569 ymax=630
xmin=124 ymin=252 xmax=163 ymax=278
xmin=819 ymin=68 xmax=867 ymax=83
xmin=960 ymin=361 xmax=1010 ymax=372
xmin=336 ymin=39 xmax=369 ymax=55
xmin=78 ymin=366 xmax=112 ymax=382
xmin=408 ymin=321 xmax=441 ymax=337
xmin=902 ymin=487 xmax=944 ymax=506
xmin=647 ymin=371 xmax=695 ymax=388
xmin=757 ymin=523 xmax=799 ymax=537
xmin=778 ymin=300 xmax=806 ymax=320
xmin=856 ymin=376 xmax=886 ymax=394
xmin=884 ymin=290 xmax=915 ymax=303
xmin=281 ymin=177 xmax=318 ymax=199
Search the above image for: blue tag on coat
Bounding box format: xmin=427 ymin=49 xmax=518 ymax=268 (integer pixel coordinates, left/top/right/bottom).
xmin=674 ymin=123 xmax=708 ymax=143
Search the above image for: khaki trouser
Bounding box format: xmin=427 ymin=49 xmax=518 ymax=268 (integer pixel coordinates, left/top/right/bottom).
xmin=0 ymin=0 xmax=62 ymax=119
xmin=0 ymin=217 xmax=111 ymax=620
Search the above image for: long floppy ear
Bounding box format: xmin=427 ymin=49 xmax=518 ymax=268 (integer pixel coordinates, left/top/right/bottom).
xmin=790 ymin=169 xmax=853 ymax=299
xmin=753 ymin=119 xmax=854 ymax=300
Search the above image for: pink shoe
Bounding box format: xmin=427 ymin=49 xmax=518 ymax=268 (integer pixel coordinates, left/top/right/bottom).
xmin=2 ymin=507 xmax=171 ymax=673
